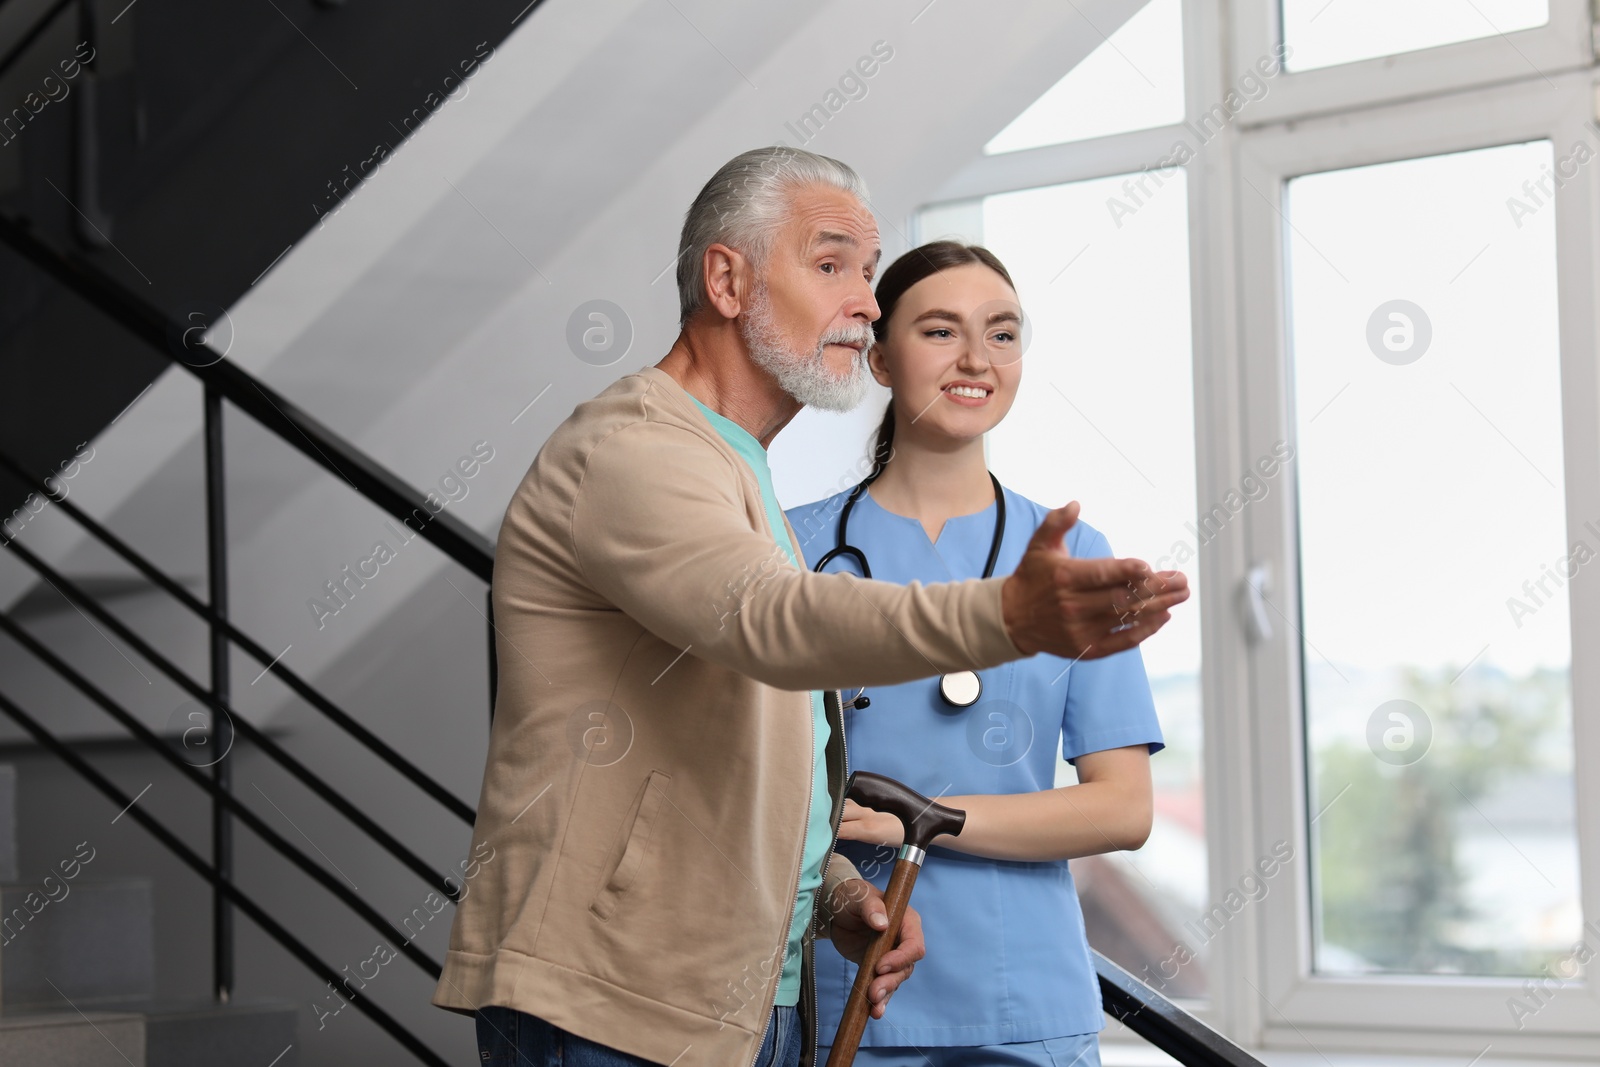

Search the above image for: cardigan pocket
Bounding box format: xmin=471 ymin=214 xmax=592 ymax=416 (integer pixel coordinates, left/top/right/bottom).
xmin=590 ymin=769 xmax=673 ymax=921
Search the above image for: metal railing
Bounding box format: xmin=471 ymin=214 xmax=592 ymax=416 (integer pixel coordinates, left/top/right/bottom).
xmin=1096 ymin=952 xmax=1268 ymax=1067
xmin=0 ymin=689 xmax=453 ymax=1067
xmin=0 ymin=211 xmax=495 ymax=1063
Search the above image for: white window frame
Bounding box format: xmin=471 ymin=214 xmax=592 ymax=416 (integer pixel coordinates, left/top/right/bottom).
xmin=1229 ymin=0 xmax=1595 ymax=126
xmin=1235 ymin=64 xmax=1600 ymax=1057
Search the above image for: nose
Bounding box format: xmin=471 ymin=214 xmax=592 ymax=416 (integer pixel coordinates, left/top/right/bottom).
xmin=957 ymin=331 xmax=991 ymax=372
xmin=848 ymin=272 xmax=880 ymax=325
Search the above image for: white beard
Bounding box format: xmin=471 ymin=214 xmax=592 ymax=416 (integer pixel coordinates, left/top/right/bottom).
xmin=739 ymin=282 xmax=873 ymax=413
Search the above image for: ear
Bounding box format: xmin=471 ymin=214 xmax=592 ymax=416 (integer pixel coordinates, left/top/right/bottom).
xmin=867 ymin=341 xmax=893 ymax=389
xmin=703 ymin=243 xmax=750 ymax=320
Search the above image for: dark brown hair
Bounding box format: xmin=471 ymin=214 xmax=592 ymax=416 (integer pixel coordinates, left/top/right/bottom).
xmin=863 ymin=241 xmax=1017 ymax=485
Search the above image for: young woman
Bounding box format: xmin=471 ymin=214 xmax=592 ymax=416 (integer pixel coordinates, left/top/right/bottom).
xmin=785 ymin=241 xmax=1164 ymax=1067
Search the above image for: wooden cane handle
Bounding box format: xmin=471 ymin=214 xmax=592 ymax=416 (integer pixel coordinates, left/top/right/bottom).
xmin=824 ymin=858 xmax=920 ymax=1067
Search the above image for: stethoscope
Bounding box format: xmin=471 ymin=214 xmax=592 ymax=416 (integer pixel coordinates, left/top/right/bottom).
xmin=812 ymin=471 xmax=1006 ymax=709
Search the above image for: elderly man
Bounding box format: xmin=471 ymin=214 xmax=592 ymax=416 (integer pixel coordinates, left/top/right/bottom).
xmin=433 ymin=146 xmax=1188 ymax=1067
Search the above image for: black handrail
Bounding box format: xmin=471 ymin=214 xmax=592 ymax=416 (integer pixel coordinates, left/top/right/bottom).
xmin=0 ymin=125 xmax=493 ymax=1044
xmin=1096 ymin=951 xmax=1268 ymax=1067
xmin=0 ymin=534 xmax=465 ymax=903
xmin=0 ymin=446 xmax=477 ymax=825
xmin=0 ymin=212 xmax=496 ymax=580
xmin=0 ymin=611 xmax=444 ymax=979
xmin=0 ymin=687 xmax=452 ymax=1067
xmin=204 ymin=386 xmax=232 ymax=1000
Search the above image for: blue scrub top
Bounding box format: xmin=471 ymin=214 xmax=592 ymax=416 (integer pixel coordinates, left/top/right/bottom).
xmin=784 ymin=482 xmax=1164 ymax=1046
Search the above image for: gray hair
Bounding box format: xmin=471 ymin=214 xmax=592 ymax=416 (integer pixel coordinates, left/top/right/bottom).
xmin=675 ymin=146 xmax=869 ymax=325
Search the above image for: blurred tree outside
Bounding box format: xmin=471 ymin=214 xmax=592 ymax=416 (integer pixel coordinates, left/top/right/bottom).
xmin=1312 ymin=665 xmax=1570 ymax=976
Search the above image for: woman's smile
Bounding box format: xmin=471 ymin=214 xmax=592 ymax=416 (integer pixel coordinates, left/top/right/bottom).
xmin=942 ymin=381 xmax=994 ymax=406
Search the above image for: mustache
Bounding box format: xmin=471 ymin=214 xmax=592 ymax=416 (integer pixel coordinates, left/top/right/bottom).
xmin=818 ymin=323 xmax=874 ymax=351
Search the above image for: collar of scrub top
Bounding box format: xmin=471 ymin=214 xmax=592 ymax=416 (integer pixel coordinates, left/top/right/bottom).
xmin=812 ymin=471 xmax=1006 ymax=710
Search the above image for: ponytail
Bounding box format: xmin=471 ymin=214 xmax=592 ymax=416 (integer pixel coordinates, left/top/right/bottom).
xmin=865 ymin=402 xmax=894 ymax=486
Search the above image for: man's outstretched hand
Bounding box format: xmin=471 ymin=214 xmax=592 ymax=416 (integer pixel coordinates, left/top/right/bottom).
xmin=1001 ymin=501 xmax=1189 ymax=661
xmin=824 ymin=877 xmax=925 ymax=1020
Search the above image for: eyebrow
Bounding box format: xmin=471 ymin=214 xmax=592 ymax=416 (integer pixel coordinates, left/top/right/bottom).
xmin=813 ymin=230 xmax=883 ymax=268
xmin=912 ymin=308 xmax=1022 ymax=325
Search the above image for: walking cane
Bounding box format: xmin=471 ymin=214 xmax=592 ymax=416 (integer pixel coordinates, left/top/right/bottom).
xmin=825 ymin=771 xmax=966 ymax=1067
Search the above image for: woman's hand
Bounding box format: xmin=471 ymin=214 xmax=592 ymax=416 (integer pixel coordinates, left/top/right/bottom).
xmin=835 ymin=798 xmax=906 ymax=848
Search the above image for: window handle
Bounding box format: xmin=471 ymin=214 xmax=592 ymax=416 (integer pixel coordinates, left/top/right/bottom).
xmin=1240 ymin=561 xmax=1274 ymax=645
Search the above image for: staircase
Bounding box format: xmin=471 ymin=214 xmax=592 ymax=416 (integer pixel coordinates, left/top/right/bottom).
xmin=0 ymin=4 xmax=516 ymax=1063
xmin=0 ymin=764 xmax=299 ymax=1066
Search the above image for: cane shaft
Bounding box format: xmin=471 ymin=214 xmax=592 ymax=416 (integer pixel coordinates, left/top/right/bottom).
xmin=824 ymin=858 xmax=920 ymax=1067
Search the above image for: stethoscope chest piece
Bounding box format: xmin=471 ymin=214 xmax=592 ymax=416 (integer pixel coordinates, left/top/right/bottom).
xmin=939 ymin=670 xmax=982 ymax=708
xmin=816 ymin=470 xmax=1007 ymax=713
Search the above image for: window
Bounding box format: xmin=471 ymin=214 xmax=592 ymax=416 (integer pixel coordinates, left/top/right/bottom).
xmin=1229 ymin=0 xmax=1588 ymax=127
xmin=900 ymin=0 xmax=1600 ymax=1048
xmin=1281 ymin=0 xmax=1549 ymax=72
xmin=1284 ymin=142 xmax=1578 ymax=978
xmin=1235 ymin=66 xmax=1600 ymax=1041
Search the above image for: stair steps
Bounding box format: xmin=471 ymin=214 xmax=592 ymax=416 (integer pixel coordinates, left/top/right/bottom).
xmin=0 ymin=762 xmax=298 ymax=1064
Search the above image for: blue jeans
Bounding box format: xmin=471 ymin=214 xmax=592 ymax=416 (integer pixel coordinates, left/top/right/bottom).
xmin=475 ymin=1003 xmax=802 ymax=1067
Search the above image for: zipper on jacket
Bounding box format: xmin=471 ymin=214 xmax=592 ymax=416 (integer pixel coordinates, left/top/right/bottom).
xmin=749 ymin=686 xmax=819 ymax=1067
xmin=812 ymin=948 xmax=821 ymax=1067
xmin=839 ymin=686 xmax=850 ymax=782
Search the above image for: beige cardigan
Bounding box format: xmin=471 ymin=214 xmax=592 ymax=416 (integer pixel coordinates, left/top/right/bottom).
xmin=433 ymin=365 xmax=1024 ymax=1066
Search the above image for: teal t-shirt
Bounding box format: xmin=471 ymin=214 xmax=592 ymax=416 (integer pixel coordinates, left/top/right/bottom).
xmin=690 ymin=396 xmax=832 ymax=1008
